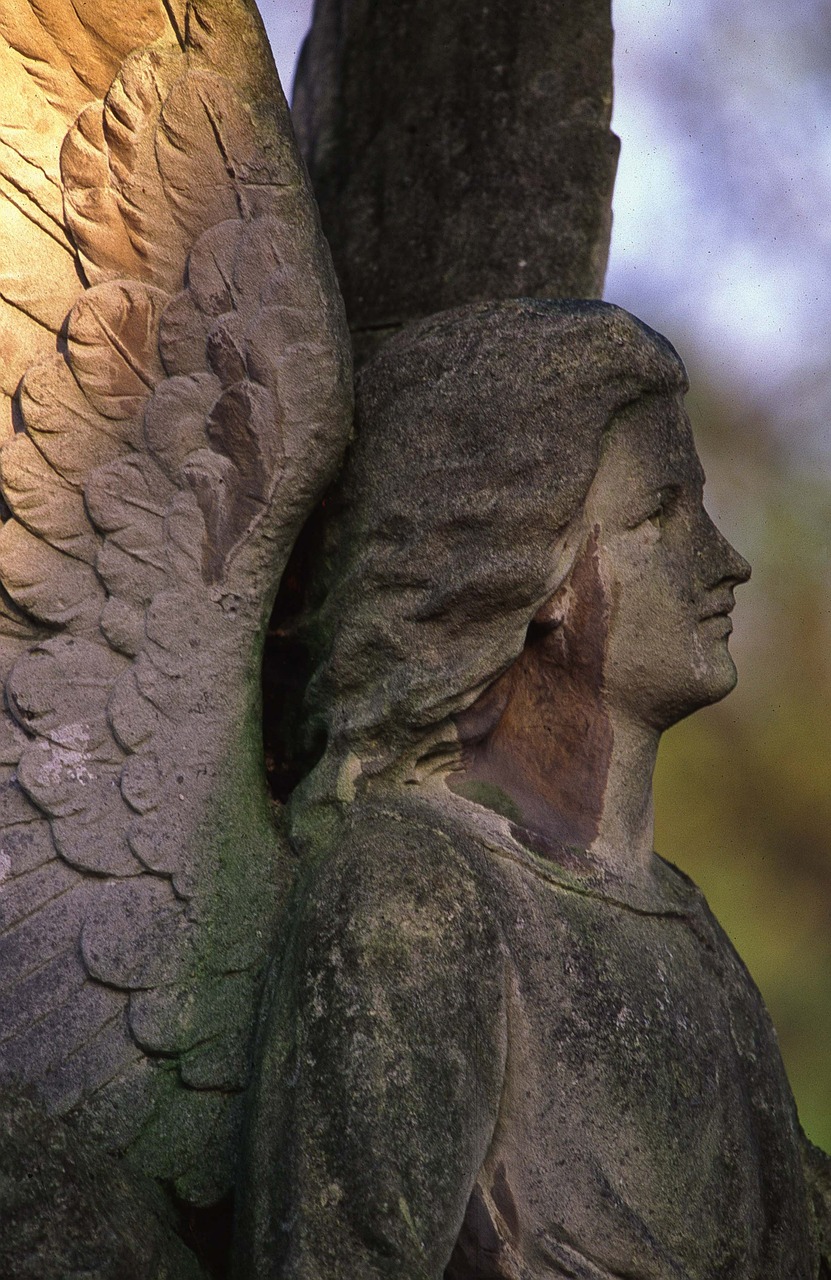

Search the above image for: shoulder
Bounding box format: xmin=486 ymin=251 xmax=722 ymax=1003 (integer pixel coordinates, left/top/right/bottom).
xmin=291 ymin=791 xmax=505 ymax=981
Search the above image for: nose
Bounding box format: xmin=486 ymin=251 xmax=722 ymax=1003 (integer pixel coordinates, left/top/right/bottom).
xmin=700 ymin=510 xmax=751 ymax=588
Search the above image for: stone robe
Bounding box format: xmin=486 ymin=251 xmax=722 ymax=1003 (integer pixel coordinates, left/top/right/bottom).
xmin=241 ymin=788 xmax=831 ymax=1279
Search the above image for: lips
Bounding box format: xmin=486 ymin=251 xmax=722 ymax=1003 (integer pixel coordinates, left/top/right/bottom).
xmin=699 ymin=592 xmax=736 ymax=622
xmin=698 ymin=595 xmax=735 ymax=637
xmin=701 ymin=613 xmax=733 ymax=635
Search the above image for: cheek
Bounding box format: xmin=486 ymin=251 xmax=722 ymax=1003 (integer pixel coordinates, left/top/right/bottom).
xmin=596 ymin=528 xmax=735 ymax=723
xmin=611 ymin=524 xmax=700 ymax=620
xmin=600 ymin=538 xmax=700 ymax=688
xmin=660 ymin=533 xmax=701 ymax=605
xmin=601 ymin=535 xmax=674 ymax=635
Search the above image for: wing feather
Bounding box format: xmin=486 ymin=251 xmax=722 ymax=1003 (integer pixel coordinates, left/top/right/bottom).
xmin=0 ymin=946 xmax=86 ymax=1043
xmin=36 ymin=1008 xmax=143 ymax=1115
xmin=67 ymin=281 xmax=169 ymax=420
xmin=0 ymin=435 xmax=97 ymax=562
xmin=0 ymin=814 xmax=55 ymax=876
xmin=61 ymin=101 xmax=153 ymax=286
xmin=4 ymin=980 xmax=123 ymax=1082
xmin=0 ymin=520 xmax=104 ymax=627
xmin=0 ymin=858 xmax=78 ymax=935
xmin=0 ymin=0 xmax=352 ymax=1207
xmin=19 ymin=355 xmax=135 ymax=483
xmin=0 ymin=0 xmax=176 ymax=436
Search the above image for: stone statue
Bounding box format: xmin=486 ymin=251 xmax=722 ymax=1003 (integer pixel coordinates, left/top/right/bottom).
xmin=0 ymin=2 xmax=827 ymax=1278
xmin=0 ymin=0 xmax=351 ymax=1271
xmin=237 ymin=300 xmax=831 ymax=1277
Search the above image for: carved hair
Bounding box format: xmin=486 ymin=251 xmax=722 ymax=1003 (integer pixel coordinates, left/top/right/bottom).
xmin=300 ymin=299 xmax=686 ymax=791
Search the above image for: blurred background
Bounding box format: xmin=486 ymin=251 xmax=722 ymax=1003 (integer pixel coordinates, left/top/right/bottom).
xmin=262 ymin=0 xmax=831 ymax=1149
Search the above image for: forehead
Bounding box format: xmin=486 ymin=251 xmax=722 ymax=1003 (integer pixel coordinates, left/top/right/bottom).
xmin=599 ymin=392 xmax=704 ymax=488
xmin=581 ymin=392 xmax=705 ymax=531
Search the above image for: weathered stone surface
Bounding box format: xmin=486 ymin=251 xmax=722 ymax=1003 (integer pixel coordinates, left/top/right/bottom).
xmin=241 ymin=301 xmax=831 ymax=1276
xmin=1 ymin=3 xmax=828 ymax=1276
xmin=243 ymin=792 xmax=825 ymax=1278
xmin=0 ymin=0 xmax=352 ymax=1220
xmin=294 ymin=0 xmax=619 ymax=345
xmin=0 ymin=1091 xmax=205 ymax=1279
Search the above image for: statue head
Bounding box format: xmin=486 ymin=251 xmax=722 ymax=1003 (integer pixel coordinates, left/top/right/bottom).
xmin=298 ymin=298 xmax=748 ymax=800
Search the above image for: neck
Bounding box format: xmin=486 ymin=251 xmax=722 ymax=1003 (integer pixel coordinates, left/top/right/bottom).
xmin=587 ymin=707 xmax=659 ymax=873
xmin=448 ymin=639 xmax=661 ymax=880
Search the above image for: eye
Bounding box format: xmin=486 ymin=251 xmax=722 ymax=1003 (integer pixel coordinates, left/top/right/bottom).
xmin=634 ymin=501 xmax=666 ymax=533
xmin=636 ymin=486 xmax=679 ymax=533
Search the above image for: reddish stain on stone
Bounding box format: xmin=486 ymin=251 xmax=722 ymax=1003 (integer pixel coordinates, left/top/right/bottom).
xmin=452 ymin=529 xmax=613 ymax=858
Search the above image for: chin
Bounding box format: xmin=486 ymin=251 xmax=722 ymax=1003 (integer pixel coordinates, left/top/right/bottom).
xmin=699 ymin=663 xmax=738 ymax=709
xmin=661 ymin=651 xmax=739 ymax=729
xmin=704 ymin=639 xmax=740 ymax=702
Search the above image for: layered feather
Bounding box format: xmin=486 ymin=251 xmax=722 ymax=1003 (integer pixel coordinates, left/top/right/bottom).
xmin=0 ymin=0 xmax=352 ymax=1204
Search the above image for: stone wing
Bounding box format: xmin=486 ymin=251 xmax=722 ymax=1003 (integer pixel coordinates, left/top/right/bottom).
xmin=0 ymin=0 xmax=352 ymax=1207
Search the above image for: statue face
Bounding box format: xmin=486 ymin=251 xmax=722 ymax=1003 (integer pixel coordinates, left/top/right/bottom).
xmin=571 ymin=392 xmax=751 ymax=732
xmin=448 ymin=384 xmax=750 ymax=854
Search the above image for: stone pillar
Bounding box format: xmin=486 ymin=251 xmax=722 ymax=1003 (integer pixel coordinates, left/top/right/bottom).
xmin=293 ymin=0 xmax=619 ymax=348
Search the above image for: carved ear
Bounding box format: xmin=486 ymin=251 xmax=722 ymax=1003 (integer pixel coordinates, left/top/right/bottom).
xmin=532 ymin=519 xmax=589 ymax=633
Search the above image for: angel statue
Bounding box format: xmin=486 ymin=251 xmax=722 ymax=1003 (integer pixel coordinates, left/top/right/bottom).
xmin=0 ymin=3 xmax=827 ymax=1280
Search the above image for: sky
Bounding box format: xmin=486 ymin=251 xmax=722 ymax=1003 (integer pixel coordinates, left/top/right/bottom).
xmin=259 ymin=0 xmax=831 ymax=465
